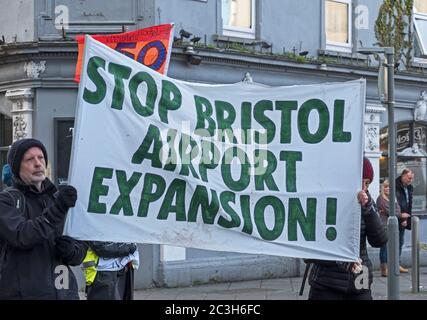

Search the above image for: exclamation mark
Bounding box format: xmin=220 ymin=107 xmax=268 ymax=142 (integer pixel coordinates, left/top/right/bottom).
xmin=326 ymin=198 xmax=337 ymax=241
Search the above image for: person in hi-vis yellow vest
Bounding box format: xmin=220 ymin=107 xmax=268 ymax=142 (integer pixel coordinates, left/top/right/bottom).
xmin=82 ymin=242 xmax=139 ymax=300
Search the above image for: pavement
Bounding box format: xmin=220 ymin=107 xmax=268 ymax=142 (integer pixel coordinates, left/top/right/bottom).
xmin=133 ymin=267 xmax=427 ymax=300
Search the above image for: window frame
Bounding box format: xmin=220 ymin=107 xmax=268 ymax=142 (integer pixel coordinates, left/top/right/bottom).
xmin=222 ymin=0 xmax=256 ymax=39
xmin=325 ymin=0 xmax=353 ymax=53
xmin=413 ymin=7 xmax=427 ymax=64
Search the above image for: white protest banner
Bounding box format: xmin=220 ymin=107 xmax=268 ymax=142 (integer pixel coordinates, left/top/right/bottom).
xmin=64 ymin=35 xmax=366 ymax=261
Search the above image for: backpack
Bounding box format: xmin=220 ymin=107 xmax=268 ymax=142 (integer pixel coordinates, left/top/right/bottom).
xmin=0 ymin=187 xmax=25 ymax=281
xmin=3 ymin=187 xmax=26 ymax=213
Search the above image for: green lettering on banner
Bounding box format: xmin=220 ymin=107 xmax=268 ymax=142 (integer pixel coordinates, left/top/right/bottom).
xmin=332 ymin=100 xmax=351 ymax=142
xmin=87 ymin=167 xmax=113 ymax=214
xmin=254 ymin=150 xmax=279 ymax=191
xmin=129 ymin=71 xmax=157 ymax=117
xmin=279 ymin=151 xmax=302 ymax=192
xmin=83 ymin=56 xmax=107 ymax=104
xmin=254 ymin=196 xmax=285 ymax=241
xmin=276 ymin=101 xmax=298 ymax=144
xmin=288 ymin=198 xmax=316 ymax=241
xmin=107 ymin=62 xmax=132 ymax=110
xmin=138 ymin=173 xmax=166 ymax=217
xmin=194 ymin=95 xmax=216 ymax=137
xmin=240 ymin=195 xmax=253 ymax=234
xmin=199 ymin=140 xmax=220 ymax=182
xmin=110 ymin=170 xmax=142 ymax=216
xmin=159 ymin=80 xmax=182 ymax=124
xmin=163 ymin=129 xmax=178 ymax=172
xmin=326 ymin=197 xmax=338 ymax=241
xmin=179 ymin=133 xmax=200 ymax=179
xmin=254 ymin=100 xmax=275 ymax=144
xmin=188 ymin=186 xmax=219 ymax=224
xmin=131 ymin=124 xmax=163 ymax=168
xmin=298 ymin=99 xmax=330 ymax=143
xmin=241 ymin=102 xmax=252 ymax=144
xmin=221 ymin=147 xmax=250 ymax=192
xmin=217 ymin=191 xmax=241 ymax=229
xmin=215 ymin=100 xmax=237 ymax=143
xmin=157 ymin=178 xmax=187 ymax=221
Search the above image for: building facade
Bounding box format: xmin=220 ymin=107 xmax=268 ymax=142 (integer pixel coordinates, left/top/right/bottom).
xmin=1 ymin=0 xmax=427 ymax=288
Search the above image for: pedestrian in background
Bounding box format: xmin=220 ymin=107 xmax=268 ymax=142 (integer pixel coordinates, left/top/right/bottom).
xmin=395 ymin=169 xmax=414 ymax=273
xmin=376 ymin=179 xmax=400 ymax=277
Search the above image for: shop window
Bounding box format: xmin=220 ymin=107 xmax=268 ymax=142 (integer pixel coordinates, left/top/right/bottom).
xmin=222 ymin=0 xmax=255 ymax=39
xmin=380 ymin=122 xmax=427 ymax=215
xmin=325 ymin=0 xmax=352 ymax=53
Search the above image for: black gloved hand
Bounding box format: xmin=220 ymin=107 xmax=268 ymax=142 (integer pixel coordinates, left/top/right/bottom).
xmin=55 ymin=185 xmax=77 ymax=210
xmin=117 ymin=243 xmax=138 ymax=256
xmin=54 ymin=235 xmax=76 ymax=261
xmin=361 ymin=191 xmax=374 ymax=217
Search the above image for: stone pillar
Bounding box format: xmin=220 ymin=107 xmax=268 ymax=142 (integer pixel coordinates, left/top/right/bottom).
xmin=365 ymin=103 xmax=386 ymax=199
xmin=5 ymin=88 xmax=34 ymax=142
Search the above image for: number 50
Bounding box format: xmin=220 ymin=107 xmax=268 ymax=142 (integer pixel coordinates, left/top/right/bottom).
xmin=115 ymin=40 xmax=167 ymax=71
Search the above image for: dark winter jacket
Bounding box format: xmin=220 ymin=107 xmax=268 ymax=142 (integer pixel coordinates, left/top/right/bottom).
xmin=395 ymin=176 xmax=413 ymax=230
xmin=0 ymin=178 xmax=87 ymax=300
xmin=309 ymin=193 xmax=388 ymax=294
xmin=89 ymin=242 xmax=137 ymax=259
xmin=86 ymin=242 xmax=137 ymax=300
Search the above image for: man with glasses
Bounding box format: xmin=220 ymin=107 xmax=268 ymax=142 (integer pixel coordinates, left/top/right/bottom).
xmin=0 ymin=138 xmax=87 ymax=299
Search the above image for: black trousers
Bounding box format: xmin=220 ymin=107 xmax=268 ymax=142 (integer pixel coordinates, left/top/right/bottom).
xmin=87 ymin=265 xmax=134 ymax=300
xmin=117 ymin=265 xmax=134 ymax=300
xmin=308 ymin=285 xmax=372 ymax=300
